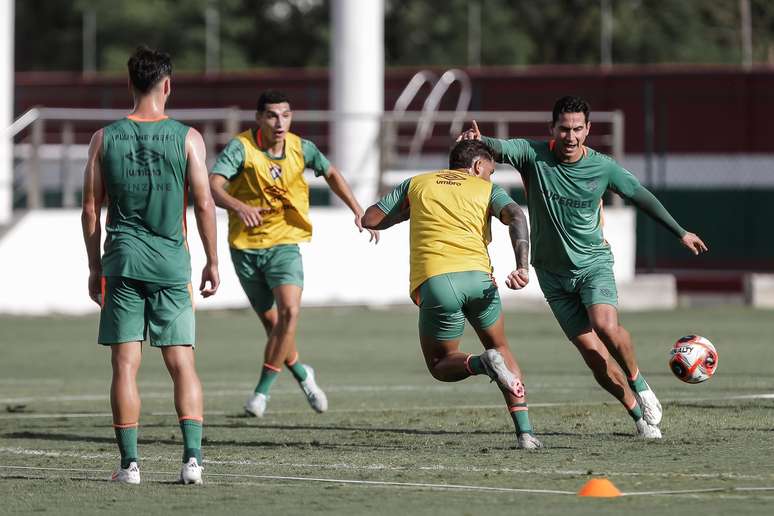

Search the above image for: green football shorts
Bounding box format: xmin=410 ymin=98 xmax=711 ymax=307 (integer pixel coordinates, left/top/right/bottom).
xmin=535 ymin=261 xmax=618 ymax=339
xmin=230 ymin=244 xmax=304 ymax=313
xmin=98 ymin=277 xmax=195 ymax=347
xmin=415 ymin=270 xmax=501 ymax=341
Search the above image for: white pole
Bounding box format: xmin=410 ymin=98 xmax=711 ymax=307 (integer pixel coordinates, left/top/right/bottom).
xmin=331 ymin=0 xmax=383 ymax=204
xmin=0 ymin=0 xmax=14 ymax=224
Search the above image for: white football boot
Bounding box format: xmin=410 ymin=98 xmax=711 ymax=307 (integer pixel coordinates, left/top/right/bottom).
xmin=634 ymin=388 xmax=663 ymax=426
xmin=110 ymin=461 xmax=140 ymax=484
xmin=299 ymin=365 xmax=328 ymax=413
xmin=517 ymin=433 xmax=544 ymax=450
xmin=179 ymin=457 xmax=203 ymax=485
xmin=635 ymin=418 xmax=662 ymax=439
xmin=480 ymin=349 xmax=525 ymax=398
xmin=244 ymin=392 xmax=268 ymax=417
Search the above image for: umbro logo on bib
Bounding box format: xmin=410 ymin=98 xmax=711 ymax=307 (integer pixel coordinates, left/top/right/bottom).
xmin=125 ymin=147 xmax=164 ymax=166
xmin=436 ymin=171 xmax=468 ymax=182
xmin=270 ymin=164 xmax=282 ymax=180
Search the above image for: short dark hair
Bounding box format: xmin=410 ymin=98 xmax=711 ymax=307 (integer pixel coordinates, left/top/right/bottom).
xmin=552 ymin=96 xmax=590 ymax=125
xmin=257 ymin=90 xmax=290 ymax=112
xmin=449 ymin=140 xmax=494 ymax=169
xmin=127 ymin=46 xmax=172 ymax=94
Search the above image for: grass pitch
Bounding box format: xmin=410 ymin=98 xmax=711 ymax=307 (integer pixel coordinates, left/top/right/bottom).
xmin=1 ymin=306 xmax=773 ymax=515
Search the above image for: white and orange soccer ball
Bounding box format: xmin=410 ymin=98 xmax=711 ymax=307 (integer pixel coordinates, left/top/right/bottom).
xmin=669 ymin=335 xmax=718 ymax=384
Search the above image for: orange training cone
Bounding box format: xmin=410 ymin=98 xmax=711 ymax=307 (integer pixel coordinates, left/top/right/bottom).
xmin=577 ymin=478 xmax=622 ymax=497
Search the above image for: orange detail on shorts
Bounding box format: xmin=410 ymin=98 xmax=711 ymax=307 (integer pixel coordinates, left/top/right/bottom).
xmin=112 ymin=422 xmax=139 ymax=429
xmin=286 ymin=352 xmax=299 ymax=367
xmin=509 ymin=406 xmax=528 ymax=413
xmin=100 ymin=275 xmax=107 ymax=308
xmin=126 ymin=114 xmax=169 ymax=122
xmin=179 ymin=416 xmax=203 ymax=423
xmin=412 ymin=289 xmax=421 ymax=306
xmin=263 ymin=363 xmax=282 ymax=373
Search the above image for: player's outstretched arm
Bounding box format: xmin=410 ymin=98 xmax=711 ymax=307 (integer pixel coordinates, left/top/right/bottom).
xmin=81 ymin=130 xmax=105 ymax=305
xmin=361 ymin=203 xmax=409 ymax=231
xmin=324 ymin=165 xmax=379 ymax=243
xmin=625 ymin=186 xmax=708 ymax=256
xmin=499 ymin=202 xmax=530 ymax=290
xmin=186 ymin=128 xmax=220 ymax=297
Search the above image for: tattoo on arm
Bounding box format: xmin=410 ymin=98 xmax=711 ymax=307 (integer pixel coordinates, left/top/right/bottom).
xmin=499 ymin=203 xmax=530 ymax=270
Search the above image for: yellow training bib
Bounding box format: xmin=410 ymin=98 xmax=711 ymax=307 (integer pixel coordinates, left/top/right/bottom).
xmin=226 ymin=130 xmax=313 ymax=249
xmin=408 ymin=170 xmax=494 ymax=295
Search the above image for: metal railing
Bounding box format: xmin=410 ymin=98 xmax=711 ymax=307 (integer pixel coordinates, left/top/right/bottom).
xmin=10 ymin=107 xmax=625 ymax=209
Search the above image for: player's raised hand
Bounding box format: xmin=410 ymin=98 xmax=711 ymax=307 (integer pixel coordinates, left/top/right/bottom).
xmin=456 ymin=120 xmax=482 ymax=142
xmin=237 ymin=203 xmax=271 ymax=227
xmin=355 ymin=213 xmax=379 ymax=244
xmin=680 ymin=232 xmax=708 ymax=255
xmin=505 ymin=268 xmax=529 ymax=290
xmin=199 ymin=263 xmax=220 ymax=298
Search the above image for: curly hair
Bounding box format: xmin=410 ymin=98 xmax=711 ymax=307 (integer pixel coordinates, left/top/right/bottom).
xmin=552 ymin=96 xmax=590 ymax=125
xmin=127 ymin=46 xmax=172 ymax=94
xmin=448 ymin=139 xmax=494 ymax=170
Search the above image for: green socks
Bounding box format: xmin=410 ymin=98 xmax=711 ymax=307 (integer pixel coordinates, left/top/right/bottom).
xmin=465 ymin=354 xmax=487 ymax=375
xmin=254 ymin=364 xmax=281 ymax=395
xmin=509 ymin=404 xmax=534 ymax=435
xmin=628 ymin=371 xmax=650 ymax=393
xmin=114 ymin=425 xmax=138 ymax=468
xmin=286 ymin=355 xmax=308 ymax=382
xmin=180 ymin=418 xmax=203 ymax=464
xmin=627 ymin=402 xmax=644 ymax=422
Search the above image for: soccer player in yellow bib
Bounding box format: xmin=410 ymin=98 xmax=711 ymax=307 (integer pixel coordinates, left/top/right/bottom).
xmin=362 ymin=140 xmax=543 ymax=449
xmin=209 ymin=90 xmax=378 ymax=417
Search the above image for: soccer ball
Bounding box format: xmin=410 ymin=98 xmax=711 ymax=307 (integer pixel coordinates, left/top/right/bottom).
xmin=668 ymin=335 xmax=718 ymax=384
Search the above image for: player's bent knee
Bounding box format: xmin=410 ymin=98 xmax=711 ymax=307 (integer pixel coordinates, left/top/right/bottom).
xmin=277 ymin=305 xmax=300 ymax=324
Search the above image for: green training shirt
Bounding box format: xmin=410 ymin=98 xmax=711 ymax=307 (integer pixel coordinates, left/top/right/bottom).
xmin=100 ymin=117 xmax=192 ymax=284
xmin=211 ymin=129 xmax=331 ymax=180
xmin=482 ymin=136 xmax=685 ymax=274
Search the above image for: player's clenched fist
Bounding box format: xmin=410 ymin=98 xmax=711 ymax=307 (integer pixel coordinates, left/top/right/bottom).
xmin=505 ymin=268 xmax=529 ymax=290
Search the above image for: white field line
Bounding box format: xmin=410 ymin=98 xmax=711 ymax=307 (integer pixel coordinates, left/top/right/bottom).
xmin=1 ymin=465 xmax=773 ymax=498
xmin=2 ymin=385 xmax=774 ymax=406
xmin=0 ymin=447 xmax=772 ymax=482
xmin=2 ymin=392 xmax=774 ymax=420
xmin=0 ymin=464 xmax=574 ymax=495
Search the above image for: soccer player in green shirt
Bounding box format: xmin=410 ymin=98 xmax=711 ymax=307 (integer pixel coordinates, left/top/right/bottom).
xmin=459 ymin=96 xmax=708 ymax=439
xmin=81 ymin=47 xmax=219 ymax=484
xmin=209 ymin=90 xmax=378 ymax=418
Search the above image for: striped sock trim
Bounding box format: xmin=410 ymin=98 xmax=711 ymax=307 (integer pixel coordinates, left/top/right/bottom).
xmin=624 ymin=398 xmax=638 ymax=411
xmin=263 ymin=363 xmax=282 ymax=373
xmin=628 ymin=368 xmax=640 ymax=382
xmin=464 ymin=354 xmax=474 ymax=375
xmin=509 ymin=403 xmax=529 ymax=413
xmin=286 ymin=352 xmax=299 ymax=367
xmin=178 ymin=416 xmax=203 ymax=423
xmin=112 ymin=422 xmax=138 ymax=429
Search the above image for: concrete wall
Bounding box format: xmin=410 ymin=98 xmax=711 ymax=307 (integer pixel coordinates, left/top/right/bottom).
xmin=0 ymin=207 xmax=637 ymax=315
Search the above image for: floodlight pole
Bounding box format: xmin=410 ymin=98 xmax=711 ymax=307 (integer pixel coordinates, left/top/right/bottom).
xmin=331 ymin=0 xmax=384 ymax=204
xmin=0 ymin=0 xmax=14 ymax=224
